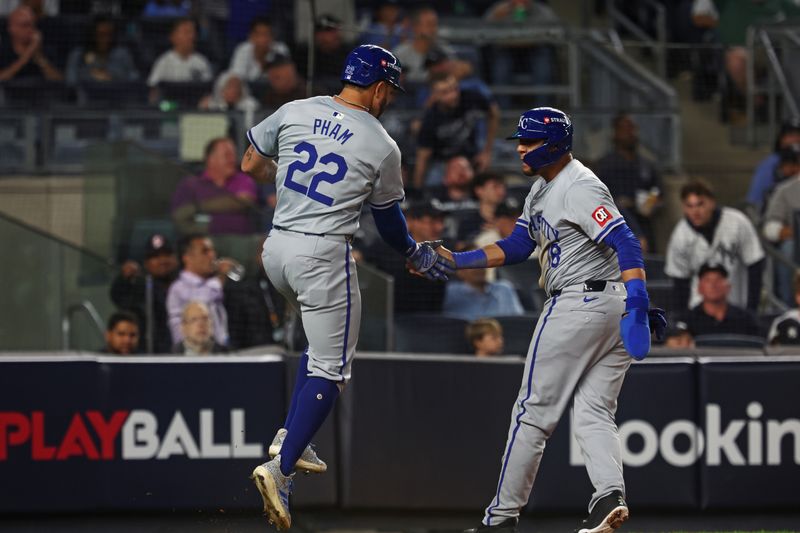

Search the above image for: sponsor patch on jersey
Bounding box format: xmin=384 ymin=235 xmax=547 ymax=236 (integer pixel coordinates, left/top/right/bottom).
xmin=592 ymin=206 xmax=613 ymax=227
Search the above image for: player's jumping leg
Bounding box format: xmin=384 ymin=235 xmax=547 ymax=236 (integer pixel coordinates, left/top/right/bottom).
xmin=268 ymin=350 xmax=329 ymax=474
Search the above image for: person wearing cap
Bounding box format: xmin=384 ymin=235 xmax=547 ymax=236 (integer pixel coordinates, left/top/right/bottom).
xmin=761 ymin=143 xmax=800 ymax=305
xmin=109 ymin=233 xmax=178 ymax=354
xmin=229 ymin=15 xmax=290 ymax=82
xmin=293 ymin=14 xmax=349 ymax=92
xmin=261 ymin=55 xmax=308 ymax=109
xmin=414 ymin=45 xmax=492 ymax=109
xmin=767 ymin=271 xmax=800 ymax=346
xmin=747 ymin=119 xmax=800 ymax=212
xmin=454 ymin=170 xmax=508 ymax=243
xmin=361 ymin=199 xmax=450 ymax=314
xmin=683 ymin=263 xmax=760 ymax=339
xmin=413 ymin=71 xmax=500 ymax=188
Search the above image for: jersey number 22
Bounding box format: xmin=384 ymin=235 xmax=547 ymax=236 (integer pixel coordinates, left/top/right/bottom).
xmin=284 ymin=141 xmax=348 ymax=206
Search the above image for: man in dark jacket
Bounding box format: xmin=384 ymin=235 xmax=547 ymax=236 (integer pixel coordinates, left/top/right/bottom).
xmin=110 ymin=234 xmax=178 ymax=353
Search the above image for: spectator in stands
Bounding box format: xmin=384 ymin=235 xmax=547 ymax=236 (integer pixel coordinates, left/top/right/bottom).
xmin=466 ymin=318 xmax=505 ymax=357
xmin=767 ymin=271 xmax=800 ymax=346
xmin=110 ymin=233 xmax=178 ymax=354
xmin=415 ymin=46 xmax=492 ymax=108
xmin=0 ymin=6 xmax=62 ymax=81
xmin=413 ymin=72 xmax=499 ymax=188
xmin=760 ymin=144 xmax=800 ymax=305
xmin=456 ymin=170 xmax=507 ymax=242
xmin=682 ymin=263 xmax=760 ymax=338
xmin=0 ymin=0 xmax=58 ymax=18
xmin=475 ymin=197 xmax=521 ymax=248
xmin=715 ymin=0 xmax=799 ymax=110
xmin=360 ymin=200 xmax=449 ymax=314
xmin=443 ymin=244 xmax=524 ymax=322
xmin=99 ymin=311 xmax=141 ymax=355
xmin=65 ymin=16 xmax=139 ymax=85
xmin=594 ymin=112 xmax=662 ymax=252
xmin=229 ymin=16 xmax=290 ymax=82
xmin=394 ymin=6 xmax=454 ymax=84
xmin=483 ymin=0 xmax=558 ymax=104
xmin=167 ymin=233 xmax=233 ymax=347
xmin=293 ymin=14 xmax=349 ymax=93
xmin=261 ymin=56 xmax=307 ymax=109
xmin=665 ymin=179 xmax=764 ymax=311
xmin=429 ymin=156 xmax=476 ymax=205
xmin=663 ymin=320 xmax=694 ymax=349
xmin=359 ymin=1 xmax=409 ymax=49
xmin=147 ymin=18 xmax=213 ymax=100
xmin=199 ymin=70 xmax=259 ymax=125
xmin=746 ymin=119 xmax=800 ymax=212
xmin=171 ymin=137 xmax=257 ymax=235
xmin=174 ymin=301 xmax=228 ymax=354
xmin=142 ymin=0 xmax=191 ymax=18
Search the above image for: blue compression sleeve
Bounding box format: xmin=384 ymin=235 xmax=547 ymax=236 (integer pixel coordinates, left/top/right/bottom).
xmin=452 ymin=221 xmax=536 ymax=269
xmin=604 ymin=222 xmax=645 ymax=272
xmin=371 ymin=202 xmax=417 ymax=256
xmin=495 ymin=223 xmax=537 ymax=265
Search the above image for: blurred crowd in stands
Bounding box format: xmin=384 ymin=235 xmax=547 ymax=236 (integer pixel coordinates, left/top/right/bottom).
xmin=3 ymin=0 xmax=800 ymax=355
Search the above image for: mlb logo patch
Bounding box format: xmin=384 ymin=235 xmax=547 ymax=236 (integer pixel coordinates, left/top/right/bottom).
xmin=333 ymin=111 xmax=344 ymax=120
xmin=543 ymin=117 xmax=550 ymax=124
xmin=380 ymin=59 xmax=387 ymax=67
xmin=592 ymin=206 xmax=613 ymax=227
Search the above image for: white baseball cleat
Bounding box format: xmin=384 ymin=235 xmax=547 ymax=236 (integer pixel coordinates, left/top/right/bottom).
xmin=268 ymin=428 xmax=327 ymax=474
xmin=251 ymin=455 xmax=293 ymax=530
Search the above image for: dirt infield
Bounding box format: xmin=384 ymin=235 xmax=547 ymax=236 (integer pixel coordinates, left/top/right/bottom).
xmin=2 ymin=510 xmax=799 ymax=533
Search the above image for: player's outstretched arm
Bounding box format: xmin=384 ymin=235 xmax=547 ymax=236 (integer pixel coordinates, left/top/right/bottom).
xmin=372 ymin=203 xmax=453 ymax=281
xmin=438 ymin=221 xmax=537 ymax=270
xmin=241 ymin=144 xmax=277 ymax=183
xmin=604 ymin=223 xmax=667 ymax=360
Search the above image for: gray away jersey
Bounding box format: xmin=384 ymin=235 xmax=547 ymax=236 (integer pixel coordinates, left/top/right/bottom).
xmin=247 ymin=96 xmax=405 ymax=235
xmin=520 ymin=159 xmax=624 ymax=294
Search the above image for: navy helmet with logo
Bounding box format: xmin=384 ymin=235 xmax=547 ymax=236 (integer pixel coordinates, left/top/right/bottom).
xmin=507 ymin=107 xmax=573 ymax=169
xmin=341 ymin=44 xmax=405 ymax=92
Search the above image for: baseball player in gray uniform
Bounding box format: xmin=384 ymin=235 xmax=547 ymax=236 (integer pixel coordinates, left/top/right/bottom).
xmin=241 ymin=45 xmax=451 ymax=530
xmin=430 ymin=108 xmax=666 ymax=533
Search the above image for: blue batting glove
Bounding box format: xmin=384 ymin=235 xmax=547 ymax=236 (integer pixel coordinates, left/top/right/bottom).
xmin=621 ymin=278 xmax=651 ymax=360
xmin=648 ymin=308 xmax=668 ymax=341
xmin=406 ymin=240 xmax=454 ymax=281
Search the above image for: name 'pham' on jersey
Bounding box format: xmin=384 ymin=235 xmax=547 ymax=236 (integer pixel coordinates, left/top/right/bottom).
xmin=313 ymin=118 xmax=354 ymax=145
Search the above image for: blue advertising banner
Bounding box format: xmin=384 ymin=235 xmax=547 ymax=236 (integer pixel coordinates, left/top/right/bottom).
xmin=0 ymin=355 xmax=285 ymax=512
xmin=698 ymin=356 xmax=800 ymax=509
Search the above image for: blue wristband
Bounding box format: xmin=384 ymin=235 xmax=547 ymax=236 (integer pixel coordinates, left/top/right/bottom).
xmin=453 ymin=249 xmax=488 ymax=269
xmin=624 ymin=278 xmax=648 ymax=312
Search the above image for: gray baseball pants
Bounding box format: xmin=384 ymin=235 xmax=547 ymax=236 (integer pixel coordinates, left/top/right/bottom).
xmin=483 ymin=282 xmax=631 ymax=525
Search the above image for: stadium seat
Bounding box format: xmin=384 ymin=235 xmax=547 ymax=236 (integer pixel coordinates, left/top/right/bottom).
xmin=394 ymin=314 xmax=471 ymax=354
xmin=157 ymin=81 xmax=213 ymax=109
xmin=693 ymin=334 xmax=766 ymax=349
xmin=77 ymin=81 xmax=149 ymax=108
xmin=494 ymin=314 xmax=538 ymax=356
xmin=0 ymin=80 xmax=73 ymax=109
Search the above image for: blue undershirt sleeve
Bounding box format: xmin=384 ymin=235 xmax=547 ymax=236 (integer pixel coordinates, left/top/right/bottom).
xmin=495 ymin=224 xmax=537 ymax=265
xmin=604 ymin=222 xmax=645 ymax=272
xmin=371 ymin=202 xmax=417 ymax=256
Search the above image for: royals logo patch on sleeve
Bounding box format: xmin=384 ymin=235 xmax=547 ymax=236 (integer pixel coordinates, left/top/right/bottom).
xmin=592 ymin=206 xmax=613 ymax=227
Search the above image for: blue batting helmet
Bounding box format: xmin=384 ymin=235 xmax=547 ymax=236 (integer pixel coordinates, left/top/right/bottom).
xmin=341 ymin=44 xmax=405 ymax=92
xmin=507 ymin=107 xmax=573 ymax=169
